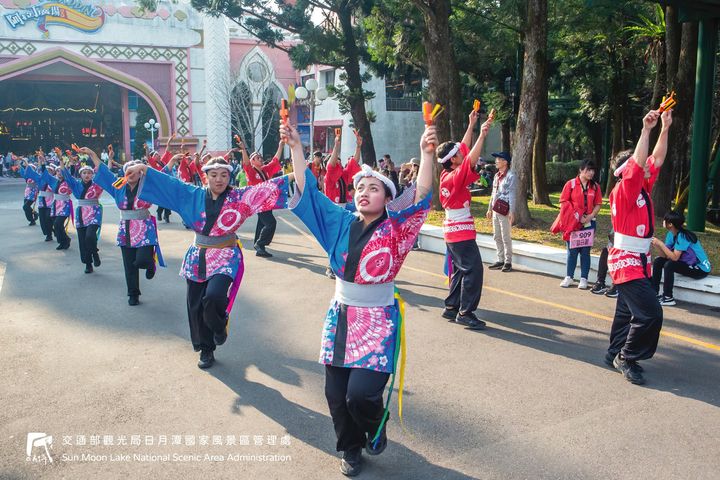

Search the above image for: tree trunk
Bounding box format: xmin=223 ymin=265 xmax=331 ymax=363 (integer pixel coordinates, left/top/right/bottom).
xmin=512 ymin=0 xmax=547 ymax=225
xmin=338 ymin=8 xmax=377 ymax=167
xmin=532 ymin=96 xmax=551 ymax=205
xmin=414 ymin=0 xmax=463 ymax=209
xmin=654 ymin=20 xmax=698 ymax=216
xmin=501 ymin=120 xmax=512 ymax=152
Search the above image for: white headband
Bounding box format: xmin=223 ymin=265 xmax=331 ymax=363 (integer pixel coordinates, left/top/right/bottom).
xmin=438 ymin=143 xmax=460 ymax=163
xmin=201 ymin=163 xmax=233 ymax=173
xmin=123 ymin=160 xmax=141 ymax=173
xmin=46 ymin=164 xmax=57 ymax=172
xmin=352 ymin=164 xmax=397 ymax=199
xmin=79 ymin=165 xmax=94 ymax=174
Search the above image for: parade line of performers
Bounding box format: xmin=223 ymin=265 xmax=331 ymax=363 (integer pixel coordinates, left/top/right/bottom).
xmin=15 ymin=103 xmax=683 ymax=476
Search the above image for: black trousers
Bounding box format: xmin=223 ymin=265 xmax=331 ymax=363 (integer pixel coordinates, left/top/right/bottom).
xmin=325 ymin=365 xmax=390 ymax=452
xmin=254 ymin=210 xmax=277 ymax=248
xmin=608 ymin=278 xmax=664 ymax=362
xmin=23 ymin=199 xmax=35 ymax=223
xmin=76 ymin=225 xmax=99 ymax=265
xmin=651 ymin=257 xmax=708 ymax=297
xmin=596 ymin=247 xmax=609 ymax=284
xmin=186 ymin=274 xmax=233 ymax=352
xmin=445 ymin=239 xmax=484 ymax=315
xmin=120 ymin=246 xmax=155 ymax=297
xmin=39 ymin=207 xmax=53 ymax=237
xmin=156 ymin=206 xmax=171 ymax=221
xmin=53 ymin=215 xmax=70 ymax=246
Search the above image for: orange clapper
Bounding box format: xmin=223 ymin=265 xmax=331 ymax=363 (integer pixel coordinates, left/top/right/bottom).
xmin=659 ymin=91 xmax=677 ymax=112
xmin=473 ymin=99 xmax=481 ymax=113
xmin=422 ymin=101 xmax=445 ymax=149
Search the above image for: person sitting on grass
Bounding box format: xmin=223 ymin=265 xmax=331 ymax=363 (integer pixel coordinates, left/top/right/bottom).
xmin=650 ymin=210 xmax=712 ymax=306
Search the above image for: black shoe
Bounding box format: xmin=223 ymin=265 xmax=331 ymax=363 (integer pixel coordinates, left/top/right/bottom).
xmin=501 ymin=263 xmax=512 ymax=272
xmin=442 ymin=307 xmax=458 ymax=320
xmin=198 ymin=350 xmax=215 ymax=369
xmin=605 ymin=286 xmax=618 ymax=298
xmin=455 ymin=312 xmax=487 ymax=330
xmin=93 ymin=252 xmax=101 ymax=267
xmin=613 ymin=353 xmax=645 ymax=385
xmin=145 ymin=264 xmax=156 ymax=280
xmin=605 ymin=352 xmax=642 ymax=372
xmin=365 ymin=426 xmax=387 ymax=456
xmin=659 ymin=295 xmax=676 ymax=306
xmin=214 ymin=316 xmax=229 ymax=346
xmin=591 ymin=283 xmax=609 ymax=295
xmin=56 ymin=242 xmax=70 ymax=250
xmin=29 ymin=221 xmax=36 ymax=226
xmin=164 ymin=217 xmax=170 ymax=223
xmin=340 ymin=447 xmax=363 ymax=477
xmin=488 ymin=261 xmax=504 ymax=270
xmin=255 ymin=245 xmax=273 ymax=258
xmin=128 ymin=295 xmax=140 ymax=306
xmin=45 ymin=235 xmax=53 ymax=242
xmin=84 ymin=263 xmax=93 ymax=274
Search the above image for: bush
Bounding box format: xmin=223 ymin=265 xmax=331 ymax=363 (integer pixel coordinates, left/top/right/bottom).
xmin=546 ymin=160 xmax=582 ymax=189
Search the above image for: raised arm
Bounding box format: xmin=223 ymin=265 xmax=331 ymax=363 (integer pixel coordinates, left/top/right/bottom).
xmin=164 ymin=153 xmax=183 ymax=172
xmin=633 ymin=110 xmax=660 ymax=170
xmin=353 ymin=134 xmax=362 ymax=164
xmin=238 ymin=140 xmax=251 ymax=167
xmin=274 ymin=140 xmax=284 ymax=162
xmin=79 ymin=147 xmax=102 ymax=168
xmin=651 ymin=109 xmax=672 ymax=170
xmin=461 ymin=110 xmax=479 ymax=149
xmin=327 ymin=134 xmax=341 ymax=168
xmin=416 ymin=125 xmax=437 ymax=203
xmin=280 ymin=123 xmax=306 ymax=193
xmin=467 ymin=114 xmax=493 ymax=169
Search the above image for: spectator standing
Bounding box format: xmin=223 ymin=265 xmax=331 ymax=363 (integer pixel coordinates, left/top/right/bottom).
xmin=486 ymin=152 xmax=515 ymax=272
xmin=557 ymin=160 xmax=603 ymax=289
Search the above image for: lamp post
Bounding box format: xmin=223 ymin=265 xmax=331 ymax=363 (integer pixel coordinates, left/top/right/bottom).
xmin=143 ymin=118 xmax=158 ymax=150
xmin=294 ymin=78 xmax=328 ymax=154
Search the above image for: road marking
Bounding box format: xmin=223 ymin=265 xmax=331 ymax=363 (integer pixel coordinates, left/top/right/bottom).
xmin=0 ymin=261 xmax=5 ymax=295
xmin=273 ymin=215 xmax=720 ymax=353
xmin=402 ymin=265 xmax=720 ymax=353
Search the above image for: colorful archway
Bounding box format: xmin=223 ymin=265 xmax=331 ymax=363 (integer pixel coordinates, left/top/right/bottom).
xmin=0 ymin=47 xmax=172 ymax=137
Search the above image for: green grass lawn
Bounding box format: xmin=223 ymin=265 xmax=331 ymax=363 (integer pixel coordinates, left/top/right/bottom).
xmin=426 ymin=193 xmax=720 ymax=270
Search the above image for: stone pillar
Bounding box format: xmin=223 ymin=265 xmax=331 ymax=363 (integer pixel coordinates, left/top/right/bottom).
xmin=203 ymin=15 xmax=231 ymax=152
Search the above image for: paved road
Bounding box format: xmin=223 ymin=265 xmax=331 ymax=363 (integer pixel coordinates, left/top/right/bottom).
xmin=1 ymin=178 xmax=718 ymax=480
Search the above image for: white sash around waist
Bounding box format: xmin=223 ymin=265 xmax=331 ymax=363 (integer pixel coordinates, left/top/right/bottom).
xmin=120 ymin=208 xmax=150 ymax=221
xmin=334 ymin=278 xmax=395 ymax=307
xmin=77 ymin=199 xmax=99 ymax=207
xmin=444 ymin=206 xmax=472 ymax=222
xmin=53 ymin=193 xmax=71 ymax=201
xmin=614 ymin=232 xmax=652 ymax=254
xmin=38 ymin=191 xmax=52 ymax=198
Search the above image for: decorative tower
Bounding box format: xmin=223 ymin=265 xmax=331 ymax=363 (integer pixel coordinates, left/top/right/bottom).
xmin=202 ymin=15 xmax=231 ymax=151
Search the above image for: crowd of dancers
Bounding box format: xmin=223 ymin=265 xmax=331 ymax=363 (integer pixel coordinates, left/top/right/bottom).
xmin=11 ymin=102 xmax=678 ymax=476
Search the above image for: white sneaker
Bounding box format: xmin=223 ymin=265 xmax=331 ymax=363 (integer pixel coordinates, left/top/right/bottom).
xmin=560 ymin=276 xmax=574 ymax=288
xmin=578 ymin=278 xmax=589 ymax=290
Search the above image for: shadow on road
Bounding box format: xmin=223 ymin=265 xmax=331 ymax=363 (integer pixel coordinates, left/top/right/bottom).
xmin=208 ymin=355 xmax=479 ymax=479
